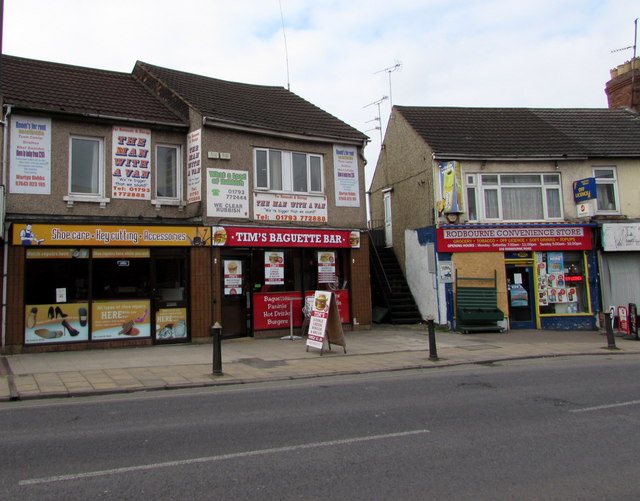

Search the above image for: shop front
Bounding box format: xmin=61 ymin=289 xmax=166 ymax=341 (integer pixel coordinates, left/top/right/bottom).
xmin=437 ymin=223 xmax=599 ymax=331
xmin=12 ymin=223 xmax=204 ymax=348
xmin=211 ymin=226 xmax=360 ymax=338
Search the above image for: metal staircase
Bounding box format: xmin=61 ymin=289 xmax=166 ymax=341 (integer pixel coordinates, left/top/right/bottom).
xmin=368 ymin=230 xmax=423 ymax=324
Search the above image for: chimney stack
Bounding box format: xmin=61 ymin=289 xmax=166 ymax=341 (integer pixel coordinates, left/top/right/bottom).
xmin=605 ymin=58 xmax=640 ymax=113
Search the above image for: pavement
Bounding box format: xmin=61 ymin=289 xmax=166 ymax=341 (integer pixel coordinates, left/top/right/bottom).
xmin=1 ymin=324 xmax=639 ymax=402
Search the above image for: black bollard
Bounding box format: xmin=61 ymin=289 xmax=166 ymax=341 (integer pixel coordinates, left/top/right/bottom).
xmin=211 ymin=322 xmax=223 ymax=375
xmin=604 ymin=312 xmax=616 ymax=350
xmin=427 ymin=317 xmax=439 ymax=361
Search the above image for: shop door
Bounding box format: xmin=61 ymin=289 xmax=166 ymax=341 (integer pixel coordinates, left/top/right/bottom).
xmin=221 ymin=254 xmax=251 ymax=338
xmin=506 ymin=264 xmax=536 ymax=329
xmin=152 ymin=249 xmax=189 ymax=343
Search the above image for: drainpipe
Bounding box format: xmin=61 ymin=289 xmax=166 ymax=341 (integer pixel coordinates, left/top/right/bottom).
xmin=1 ymin=105 xmax=11 ymax=348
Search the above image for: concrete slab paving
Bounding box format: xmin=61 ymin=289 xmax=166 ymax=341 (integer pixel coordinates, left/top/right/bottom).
xmin=1 ymin=324 xmax=640 ymax=401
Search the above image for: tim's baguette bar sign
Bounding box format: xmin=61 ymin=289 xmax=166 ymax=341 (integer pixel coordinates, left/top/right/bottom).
xmin=212 ymin=226 xmax=361 ymax=248
xmin=437 ymin=225 xmax=592 ymax=252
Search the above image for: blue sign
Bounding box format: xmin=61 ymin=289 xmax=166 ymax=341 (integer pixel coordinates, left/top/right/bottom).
xmin=573 ymin=177 xmax=597 ymax=203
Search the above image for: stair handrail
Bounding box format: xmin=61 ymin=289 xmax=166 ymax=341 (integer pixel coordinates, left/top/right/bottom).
xmin=366 ymin=229 xmax=393 ymax=297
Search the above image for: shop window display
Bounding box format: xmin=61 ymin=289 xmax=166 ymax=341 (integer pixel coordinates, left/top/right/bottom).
xmin=537 ymin=251 xmax=589 ymax=314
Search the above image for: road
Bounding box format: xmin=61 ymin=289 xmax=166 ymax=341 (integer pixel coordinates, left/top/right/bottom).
xmin=1 ymin=354 xmax=640 ymax=500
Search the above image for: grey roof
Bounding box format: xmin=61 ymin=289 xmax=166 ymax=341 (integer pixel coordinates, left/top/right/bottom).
xmin=136 ymin=61 xmax=368 ymax=143
xmin=395 ymin=106 xmax=640 ymax=158
xmin=0 ymin=55 xmax=186 ymax=126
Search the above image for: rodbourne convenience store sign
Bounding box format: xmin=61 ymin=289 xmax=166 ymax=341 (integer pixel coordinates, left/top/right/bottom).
xmin=437 ymin=225 xmax=592 ymax=252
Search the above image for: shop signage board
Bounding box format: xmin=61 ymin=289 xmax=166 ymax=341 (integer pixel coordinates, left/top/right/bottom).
xmin=576 ymin=200 xmax=594 ymax=218
xmin=437 ymin=226 xmax=592 ymax=252
xmin=601 ymin=223 xmax=640 ymax=251
xmin=206 ymin=168 xmax=249 ymax=218
xmin=617 ymin=306 xmax=630 ymax=334
xmin=212 ymin=226 xmax=360 ymax=248
xmin=24 ymin=302 xmax=90 ymax=344
xmin=10 ymin=115 xmax=52 ymax=195
xmin=305 ymin=291 xmax=346 ymax=355
xmin=11 ymin=224 xmax=212 ymax=247
xmin=438 ymin=161 xmax=464 ymax=213
xmin=112 ymin=126 xmax=151 ymax=200
xmin=333 ymin=145 xmax=360 ymax=207
xmin=253 ymin=192 xmax=328 ymax=223
xmin=187 ymin=129 xmax=202 ymax=203
xmin=305 ymin=289 xmax=350 ymax=324
xmin=572 ymin=177 xmax=597 ymax=203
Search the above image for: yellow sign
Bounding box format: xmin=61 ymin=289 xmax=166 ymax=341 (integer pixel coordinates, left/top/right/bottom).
xmin=13 ymin=224 xmax=211 ymax=247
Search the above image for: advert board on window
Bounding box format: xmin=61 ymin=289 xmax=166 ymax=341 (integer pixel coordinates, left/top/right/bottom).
xmin=305 ymin=291 xmax=346 ymax=355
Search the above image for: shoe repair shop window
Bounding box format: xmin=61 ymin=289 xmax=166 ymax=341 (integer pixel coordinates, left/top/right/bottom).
xmin=537 ymin=251 xmax=590 ymax=315
xmin=24 ymin=249 xmax=90 ymax=305
xmin=92 ymin=249 xmax=151 ymax=299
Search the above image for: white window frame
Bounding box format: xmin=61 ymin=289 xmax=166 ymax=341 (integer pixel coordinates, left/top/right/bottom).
xmin=467 ymin=172 xmax=563 ymax=222
xmin=465 ymin=174 xmax=478 ymax=222
xmin=593 ymin=166 xmax=619 ymax=214
xmin=64 ymin=135 xmax=109 ymax=207
xmin=254 ymin=148 xmax=323 ymax=195
xmin=154 ymin=144 xmax=182 ymax=203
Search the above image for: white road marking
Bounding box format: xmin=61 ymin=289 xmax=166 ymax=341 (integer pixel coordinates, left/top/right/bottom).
xmin=20 ymin=429 xmax=430 ymax=486
xmin=570 ymin=399 xmax=640 ymax=413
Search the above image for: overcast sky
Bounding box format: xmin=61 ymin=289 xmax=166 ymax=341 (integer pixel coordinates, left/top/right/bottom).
xmin=3 ymin=0 xmax=638 ymax=187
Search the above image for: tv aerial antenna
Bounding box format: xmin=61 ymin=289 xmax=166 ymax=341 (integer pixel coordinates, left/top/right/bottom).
xmin=611 ymin=18 xmax=638 ymax=59
xmin=364 ymin=96 xmax=388 ymax=144
xmin=375 ymin=62 xmax=402 ymax=106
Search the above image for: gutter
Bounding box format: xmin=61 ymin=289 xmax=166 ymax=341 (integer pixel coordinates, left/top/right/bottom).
xmin=202 ymin=116 xmax=365 ymax=146
xmin=7 ymin=105 xmax=187 ymax=129
xmin=1 ymin=105 xmax=10 ymax=349
xmin=432 ymin=153 xmax=589 ymax=161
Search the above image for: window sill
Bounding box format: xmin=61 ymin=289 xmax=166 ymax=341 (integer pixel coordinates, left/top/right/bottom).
xmin=151 ymin=199 xmax=186 ymax=211
xmin=64 ymin=195 xmax=110 ymax=208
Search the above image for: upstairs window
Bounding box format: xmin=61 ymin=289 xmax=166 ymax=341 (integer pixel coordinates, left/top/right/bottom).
xmin=255 ymin=148 xmax=323 ymax=194
xmin=156 ymin=145 xmax=181 ymax=200
xmin=593 ymin=167 xmax=619 ymax=213
xmin=70 ymin=136 xmax=104 ymax=197
xmin=467 ymin=173 xmax=562 ymax=222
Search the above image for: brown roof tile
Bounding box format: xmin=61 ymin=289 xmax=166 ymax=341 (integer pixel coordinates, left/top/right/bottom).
xmin=136 ymin=61 xmax=368 ymax=143
xmin=396 ymin=106 xmax=640 ymax=158
xmin=0 ymin=55 xmax=186 ymax=126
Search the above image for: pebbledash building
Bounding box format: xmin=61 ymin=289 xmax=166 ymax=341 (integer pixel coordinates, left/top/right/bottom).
xmin=0 ymin=55 xmax=372 ymax=353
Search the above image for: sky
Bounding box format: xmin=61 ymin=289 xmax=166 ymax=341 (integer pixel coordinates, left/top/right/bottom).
xmin=2 ymin=0 xmax=638 ymax=188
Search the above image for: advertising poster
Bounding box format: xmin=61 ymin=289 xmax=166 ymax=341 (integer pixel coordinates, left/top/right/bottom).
xmin=206 ymin=168 xmax=249 ymax=218
xmin=305 ymin=289 xmax=350 ymax=324
xmin=253 ymin=192 xmax=328 ymax=223
xmin=306 ymin=291 xmax=332 ymax=350
xmin=333 ymin=145 xmax=360 ymax=207
xmin=24 ymin=302 xmax=89 ymax=344
xmin=91 ymin=300 xmax=151 ymax=340
xmin=187 ymin=129 xmax=202 ymax=203
xmin=112 ymin=126 xmax=151 ymax=200
xmin=438 ymin=161 xmax=463 ymax=213
xmin=253 ymin=292 xmax=303 ymax=330
xmin=264 ymin=251 xmax=284 ymax=285
xmin=317 ymin=251 xmax=336 ymax=284
xmin=224 ymin=260 xmax=242 ymax=295
xmin=155 ymin=308 xmax=188 ymax=340
xmin=10 ymin=115 xmax=52 ymax=194
xmin=547 ymin=252 xmax=564 ymax=274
